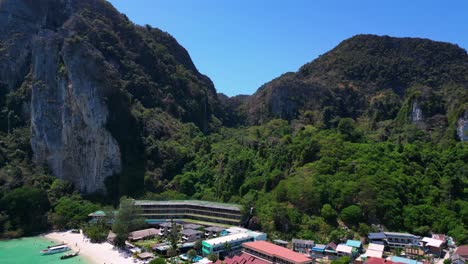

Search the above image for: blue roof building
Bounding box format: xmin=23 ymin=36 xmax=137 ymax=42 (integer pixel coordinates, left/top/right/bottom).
xmin=346 ymin=240 xmax=362 ymax=248
xmin=391 ymin=256 xmax=421 ymax=264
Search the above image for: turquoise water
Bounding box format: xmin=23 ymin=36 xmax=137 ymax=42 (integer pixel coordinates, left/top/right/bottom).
xmin=0 ymin=236 xmax=89 ymax=264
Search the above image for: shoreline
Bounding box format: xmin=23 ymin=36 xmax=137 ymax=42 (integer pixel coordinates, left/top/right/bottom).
xmin=43 ymin=231 xmax=136 ymax=264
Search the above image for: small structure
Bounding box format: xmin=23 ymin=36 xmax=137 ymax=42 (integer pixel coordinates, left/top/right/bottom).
xmin=421 ymin=237 xmax=444 ymax=256
xmin=404 ymin=246 xmax=424 ymax=257
xmin=346 ymin=240 xmax=362 ymax=250
xmin=292 ymin=239 xmax=314 ymax=253
xmin=311 ymin=244 xmax=327 ymax=256
xmin=365 ymin=257 xmax=404 ymax=264
xmin=204 ymin=226 xmax=225 ymax=237
xmin=362 ymin=243 xmax=385 ymax=259
xmin=368 ymin=233 xmax=386 ymax=245
xmin=107 ymin=231 xmax=117 ymax=244
xmin=336 ymin=244 xmax=353 ymax=257
xmin=242 ymin=240 xmax=313 ymax=264
xmin=273 ymin=239 xmax=289 ymax=248
xmin=128 ymin=228 xmax=159 ymax=241
xmin=325 ymin=242 xmax=337 ymax=255
xmin=181 ymin=229 xmax=203 ymax=242
xmin=137 ymin=252 xmax=155 ymax=260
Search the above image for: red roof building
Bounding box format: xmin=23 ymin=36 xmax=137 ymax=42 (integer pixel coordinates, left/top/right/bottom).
xmin=455 ymin=245 xmax=468 ymax=257
xmin=215 ymin=253 xmax=270 ymax=264
xmin=365 ymin=257 xmax=405 ymax=264
xmin=242 ymin=241 xmax=313 ymax=264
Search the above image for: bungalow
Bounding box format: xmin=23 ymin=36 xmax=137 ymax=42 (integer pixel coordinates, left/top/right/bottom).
xmin=158 ymin=222 xmax=181 ymax=236
xmin=137 ymin=252 xmax=155 ymax=261
xmin=311 ymin=244 xmax=327 ymax=256
xmin=128 ymin=228 xmax=159 ymax=241
xmin=336 ymin=244 xmax=354 ymax=257
xmin=292 ymin=239 xmax=314 ymax=253
xmin=346 ymin=240 xmax=362 ymax=251
xmin=363 ymin=243 xmax=384 ymax=258
xmin=421 ymin=237 xmax=444 ymax=256
xmin=181 ymin=229 xmax=203 ymax=242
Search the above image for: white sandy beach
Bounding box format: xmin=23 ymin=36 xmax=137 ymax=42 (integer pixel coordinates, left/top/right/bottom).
xmin=44 ymin=231 xmax=137 ymax=264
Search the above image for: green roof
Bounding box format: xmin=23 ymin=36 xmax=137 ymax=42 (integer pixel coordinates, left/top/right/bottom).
xmin=89 ymin=210 xmax=106 ymax=217
xmin=135 ymin=200 xmax=242 ymax=211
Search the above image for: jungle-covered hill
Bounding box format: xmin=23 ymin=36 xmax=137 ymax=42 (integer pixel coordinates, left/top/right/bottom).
xmin=0 ymin=0 xmax=466 ymax=244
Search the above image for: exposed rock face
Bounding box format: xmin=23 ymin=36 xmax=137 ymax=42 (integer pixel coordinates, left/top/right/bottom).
xmin=30 ymin=30 xmax=121 ymax=192
xmin=457 ymin=111 xmax=468 ymax=141
xmin=0 ymin=0 xmax=220 ymax=193
xmin=411 ymin=100 xmax=423 ymax=122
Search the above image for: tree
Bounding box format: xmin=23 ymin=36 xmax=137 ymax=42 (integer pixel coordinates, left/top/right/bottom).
xmin=331 ymin=256 xmax=350 ymax=264
xmin=150 ymin=258 xmax=166 ymax=264
xmin=207 ymin=253 xmax=218 ymax=262
xmin=83 ymin=223 xmax=108 ymax=243
xmin=339 ymin=205 xmax=362 ymax=226
xmin=49 ymin=195 xmax=98 ymax=229
xmin=0 ymin=186 xmax=50 ymax=235
xmin=112 ymin=197 xmax=145 ymax=248
xmin=187 ymin=249 xmax=197 ymax=263
xmin=167 ymin=219 xmax=180 ymax=262
xmin=321 ymin=204 xmax=337 ymax=224
xmin=223 ymin=241 xmax=232 ymax=257
xmin=194 ymin=239 xmax=203 ymax=254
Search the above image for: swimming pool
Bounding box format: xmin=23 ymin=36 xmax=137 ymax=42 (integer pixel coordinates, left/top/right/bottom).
xmin=180 ymin=254 xmax=203 ymax=262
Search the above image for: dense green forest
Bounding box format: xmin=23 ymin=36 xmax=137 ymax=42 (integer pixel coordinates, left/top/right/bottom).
xmin=1 ymin=115 xmax=466 ymax=244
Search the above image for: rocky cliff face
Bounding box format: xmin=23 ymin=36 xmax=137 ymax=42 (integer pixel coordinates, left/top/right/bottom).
xmin=0 ymin=0 xmax=221 ymax=193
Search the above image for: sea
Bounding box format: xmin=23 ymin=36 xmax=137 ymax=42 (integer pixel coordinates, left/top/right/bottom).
xmin=0 ymin=236 xmax=89 ymax=264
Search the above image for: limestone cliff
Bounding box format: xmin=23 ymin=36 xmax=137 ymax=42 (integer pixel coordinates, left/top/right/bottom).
xmin=0 ymin=0 xmax=220 ymax=193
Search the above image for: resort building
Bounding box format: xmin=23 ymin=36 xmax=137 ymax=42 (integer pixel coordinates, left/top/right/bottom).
xmin=242 ymin=241 xmax=313 ymax=264
xmin=367 ymin=232 xmax=421 ymax=248
xmin=135 ymin=200 xmax=242 ymax=226
xmin=292 ymin=239 xmax=314 ymax=253
xmin=214 ymin=253 xmax=269 ymax=264
xmin=384 ymin=232 xmax=421 ymax=248
xmin=202 ymin=229 xmax=267 ymax=257
xmin=181 ymin=229 xmax=203 ymax=242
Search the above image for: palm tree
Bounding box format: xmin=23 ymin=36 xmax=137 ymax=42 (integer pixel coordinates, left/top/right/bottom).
xmin=223 ymin=241 xmax=232 ymax=257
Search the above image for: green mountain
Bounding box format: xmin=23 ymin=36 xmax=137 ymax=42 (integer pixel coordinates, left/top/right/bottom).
xmin=0 ymin=0 xmax=466 ymax=243
xmin=241 ymin=35 xmax=468 ymax=141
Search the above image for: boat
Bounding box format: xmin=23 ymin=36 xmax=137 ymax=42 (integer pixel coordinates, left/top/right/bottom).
xmin=40 ymin=244 xmax=70 ymax=255
xmin=48 ymin=243 xmax=66 ymax=248
xmin=60 ymin=250 xmax=79 ymax=260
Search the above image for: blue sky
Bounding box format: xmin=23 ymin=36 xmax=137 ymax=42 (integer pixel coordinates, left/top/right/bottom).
xmin=108 ymin=0 xmax=468 ymax=96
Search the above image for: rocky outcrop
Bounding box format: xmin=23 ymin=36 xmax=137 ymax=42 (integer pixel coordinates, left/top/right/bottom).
xmin=30 ymin=30 xmax=121 ymax=193
xmin=457 ymin=111 xmax=468 ymax=141
xmin=0 ymin=0 xmax=220 ymax=193
xmin=410 ymin=100 xmax=423 ymax=122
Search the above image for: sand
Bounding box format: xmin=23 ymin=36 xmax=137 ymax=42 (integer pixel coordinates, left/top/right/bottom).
xmin=44 ymin=230 xmax=138 ymax=264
